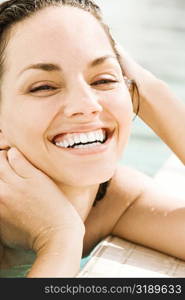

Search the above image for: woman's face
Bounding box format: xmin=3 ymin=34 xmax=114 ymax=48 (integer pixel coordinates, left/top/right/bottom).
xmin=0 ymin=6 xmax=133 ymax=186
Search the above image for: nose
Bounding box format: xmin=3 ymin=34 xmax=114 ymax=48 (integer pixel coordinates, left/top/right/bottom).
xmin=63 ymin=81 xmax=103 ymax=119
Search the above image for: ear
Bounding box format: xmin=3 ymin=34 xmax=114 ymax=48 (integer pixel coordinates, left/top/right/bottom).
xmin=0 ymin=129 xmax=10 ymax=150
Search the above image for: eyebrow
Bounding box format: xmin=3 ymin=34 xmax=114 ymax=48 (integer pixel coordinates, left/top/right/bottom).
xmin=18 ymin=55 xmax=117 ymax=76
xmin=89 ymin=55 xmax=117 ymax=67
xmin=18 ymin=63 xmax=61 ymax=76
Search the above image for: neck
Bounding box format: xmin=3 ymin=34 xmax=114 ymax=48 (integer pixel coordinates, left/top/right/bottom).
xmin=57 ymin=183 xmax=99 ymax=221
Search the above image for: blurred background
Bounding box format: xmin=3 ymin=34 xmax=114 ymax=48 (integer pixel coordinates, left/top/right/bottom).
xmin=96 ymin=0 xmax=185 ymax=176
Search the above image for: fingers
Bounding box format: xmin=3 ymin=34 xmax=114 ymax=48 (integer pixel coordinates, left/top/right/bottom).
xmin=115 ymin=43 xmax=155 ymax=81
xmin=115 ymin=43 xmax=144 ymax=77
xmin=7 ymin=148 xmax=40 ymax=179
xmin=0 ymin=147 xmax=44 ymax=184
xmin=115 ymin=44 xmax=132 ymax=65
xmin=0 ymin=150 xmax=20 ymax=183
xmin=115 ymin=44 xmax=130 ymax=58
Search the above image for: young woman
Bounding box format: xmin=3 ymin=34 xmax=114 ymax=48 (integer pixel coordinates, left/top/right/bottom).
xmin=0 ymin=0 xmax=184 ymax=278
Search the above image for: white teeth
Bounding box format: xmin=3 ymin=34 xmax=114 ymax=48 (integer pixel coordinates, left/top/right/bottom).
xmin=73 ymin=134 xmax=80 ymax=144
xmin=95 ymin=131 xmax=100 ymax=141
xmin=68 ymin=137 xmax=75 ymax=147
xmin=87 ymin=131 xmax=96 ymax=142
xmin=54 ymin=129 xmax=107 ymax=148
xmin=56 ymin=141 xmax=65 ymax=147
xmin=74 ymin=142 xmax=101 ymax=149
xmin=97 ymin=130 xmax=104 ymax=142
xmin=63 ymin=140 xmax=69 ymax=148
xmin=79 ymin=133 xmax=88 ymax=144
xmin=99 ymin=131 xmax=105 ymax=142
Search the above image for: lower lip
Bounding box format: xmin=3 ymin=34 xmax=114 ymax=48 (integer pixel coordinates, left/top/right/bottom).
xmin=54 ymin=132 xmax=114 ymax=156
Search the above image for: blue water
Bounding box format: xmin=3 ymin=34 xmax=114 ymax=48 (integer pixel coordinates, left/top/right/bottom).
xmin=0 ymin=256 xmax=90 ymax=278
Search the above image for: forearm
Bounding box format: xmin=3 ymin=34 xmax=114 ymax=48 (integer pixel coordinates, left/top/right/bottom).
xmin=138 ymin=78 xmax=185 ymax=163
xmin=117 ymin=45 xmax=185 ymax=163
xmin=27 ymin=229 xmax=84 ymax=278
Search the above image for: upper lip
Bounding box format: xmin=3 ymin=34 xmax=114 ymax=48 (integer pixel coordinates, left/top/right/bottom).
xmin=49 ymin=124 xmax=114 ymax=142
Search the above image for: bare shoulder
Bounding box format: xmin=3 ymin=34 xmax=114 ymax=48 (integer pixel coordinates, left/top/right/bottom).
xmin=111 ymin=165 xmax=185 ymax=260
xmin=101 ymin=164 xmax=152 ymax=229
xmin=83 ymin=164 xmax=147 ymax=255
xmin=107 ymin=164 xmax=150 ymax=202
xmin=85 ymin=164 xmax=185 ymax=260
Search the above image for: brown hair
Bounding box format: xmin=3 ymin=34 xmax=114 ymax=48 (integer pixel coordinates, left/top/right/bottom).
xmin=0 ymin=0 xmax=139 ymax=202
xmin=0 ymin=0 xmax=116 ymax=83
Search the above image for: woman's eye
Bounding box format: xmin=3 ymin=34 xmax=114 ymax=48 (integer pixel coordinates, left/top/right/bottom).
xmin=30 ymin=85 xmax=57 ymax=93
xmin=92 ymin=79 xmax=118 ymax=86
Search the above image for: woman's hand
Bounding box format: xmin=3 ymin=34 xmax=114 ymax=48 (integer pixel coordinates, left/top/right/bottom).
xmin=117 ymin=44 xmax=185 ymax=164
xmin=116 ymin=44 xmax=160 ymax=112
xmin=0 ymin=148 xmax=85 ymax=277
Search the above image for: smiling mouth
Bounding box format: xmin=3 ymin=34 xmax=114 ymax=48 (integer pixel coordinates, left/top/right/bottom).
xmin=52 ymin=128 xmax=111 ymax=149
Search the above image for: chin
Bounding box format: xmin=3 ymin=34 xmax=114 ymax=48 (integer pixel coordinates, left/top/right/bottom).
xmin=57 ymin=162 xmax=117 ymax=187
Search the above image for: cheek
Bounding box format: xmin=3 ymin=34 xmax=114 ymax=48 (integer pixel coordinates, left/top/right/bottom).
xmin=1 ymin=101 xmax=51 ymax=147
xmin=101 ymin=87 xmax=133 ymax=153
xmin=102 ymin=87 xmax=133 ymax=128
